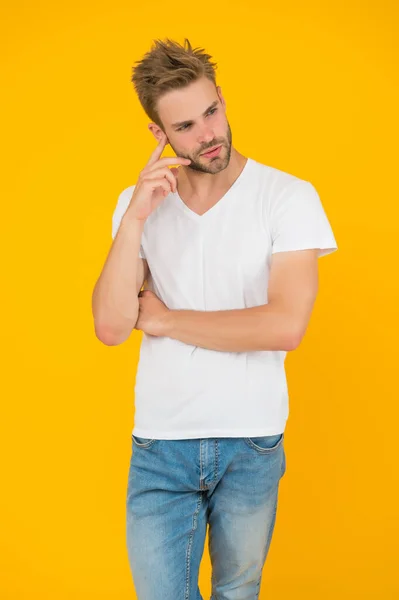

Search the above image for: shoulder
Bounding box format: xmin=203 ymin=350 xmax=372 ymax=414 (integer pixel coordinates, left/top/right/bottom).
xmin=249 ymin=157 xmax=309 ymax=191
xmin=113 ymin=184 xmax=136 ymax=211
xmin=111 ymin=185 xmax=136 ymax=239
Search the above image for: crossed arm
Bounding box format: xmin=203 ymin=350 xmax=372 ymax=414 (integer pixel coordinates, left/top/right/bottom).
xmin=160 ymin=249 xmax=320 ymax=353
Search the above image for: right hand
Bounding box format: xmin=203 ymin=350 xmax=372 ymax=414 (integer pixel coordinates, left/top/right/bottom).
xmin=126 ymin=133 xmax=191 ymax=222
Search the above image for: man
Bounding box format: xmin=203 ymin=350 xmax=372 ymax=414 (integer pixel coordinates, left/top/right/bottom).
xmin=92 ymin=38 xmax=338 ymax=600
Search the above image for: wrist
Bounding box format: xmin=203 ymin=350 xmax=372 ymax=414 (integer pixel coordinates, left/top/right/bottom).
xmin=163 ymin=310 xmax=176 ymax=337
xmin=121 ymin=209 xmax=146 ymax=230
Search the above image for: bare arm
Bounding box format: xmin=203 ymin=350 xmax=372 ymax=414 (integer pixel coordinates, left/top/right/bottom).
xmin=92 ymin=133 xmax=190 ymax=346
xmin=92 ymin=213 xmax=148 ymax=346
xmin=157 ymin=249 xmax=319 ymax=352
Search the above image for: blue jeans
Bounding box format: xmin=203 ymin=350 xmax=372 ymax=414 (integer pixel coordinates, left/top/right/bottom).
xmin=126 ymin=433 xmax=286 ymax=600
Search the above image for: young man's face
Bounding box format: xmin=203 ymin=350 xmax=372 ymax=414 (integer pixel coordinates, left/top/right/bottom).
xmin=154 ymin=76 xmax=233 ymax=174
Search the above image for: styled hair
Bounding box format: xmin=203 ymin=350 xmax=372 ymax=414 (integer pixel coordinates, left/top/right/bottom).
xmin=131 ymin=38 xmax=218 ymax=130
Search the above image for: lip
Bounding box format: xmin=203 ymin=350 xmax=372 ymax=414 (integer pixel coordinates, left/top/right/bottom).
xmin=201 ymin=144 xmax=222 ymax=156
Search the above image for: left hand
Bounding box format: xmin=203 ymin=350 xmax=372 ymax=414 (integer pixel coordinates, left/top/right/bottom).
xmin=135 ymin=290 xmax=171 ymax=337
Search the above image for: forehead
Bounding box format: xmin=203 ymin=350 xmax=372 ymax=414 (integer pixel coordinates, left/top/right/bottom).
xmin=157 ymin=77 xmax=218 ymax=126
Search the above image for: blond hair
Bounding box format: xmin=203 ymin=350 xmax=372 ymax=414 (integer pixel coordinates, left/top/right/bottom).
xmin=131 ymin=38 xmax=218 ymax=130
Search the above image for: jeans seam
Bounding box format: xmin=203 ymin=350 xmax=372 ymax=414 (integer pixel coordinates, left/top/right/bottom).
xmin=185 ymin=492 xmax=204 ymax=600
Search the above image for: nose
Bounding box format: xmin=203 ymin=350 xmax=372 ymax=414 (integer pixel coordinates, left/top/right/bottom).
xmin=197 ymin=127 xmax=215 ymax=147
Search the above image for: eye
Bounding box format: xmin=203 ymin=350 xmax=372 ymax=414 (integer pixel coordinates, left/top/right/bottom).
xmin=177 ymin=108 xmax=218 ymax=132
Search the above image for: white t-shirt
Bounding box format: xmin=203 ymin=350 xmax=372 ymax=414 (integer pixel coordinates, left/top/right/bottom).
xmin=111 ymin=157 xmax=338 ymax=440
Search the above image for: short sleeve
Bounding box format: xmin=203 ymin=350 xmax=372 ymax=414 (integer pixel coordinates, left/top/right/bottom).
xmin=111 ymin=185 xmax=146 ymax=259
xmin=269 ymin=180 xmax=338 ymax=258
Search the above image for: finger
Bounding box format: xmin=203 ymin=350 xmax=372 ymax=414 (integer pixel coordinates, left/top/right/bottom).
xmin=142 ymin=156 xmax=191 ymax=176
xmin=147 ymin=134 xmax=168 ymax=167
xmin=141 ymin=176 xmax=172 ymax=196
xmin=141 ymin=167 xmax=177 ymax=192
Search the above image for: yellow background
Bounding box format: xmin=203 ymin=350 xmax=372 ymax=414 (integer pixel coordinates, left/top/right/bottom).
xmin=1 ymin=1 xmax=398 ymax=598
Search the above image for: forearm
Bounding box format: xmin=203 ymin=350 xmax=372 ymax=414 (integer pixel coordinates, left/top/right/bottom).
xmin=92 ymin=212 xmax=143 ymax=345
xmin=164 ymin=304 xmax=297 ymax=352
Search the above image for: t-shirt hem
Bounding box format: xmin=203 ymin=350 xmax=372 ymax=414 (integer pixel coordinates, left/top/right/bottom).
xmin=272 ymin=243 xmax=338 ymax=255
xmin=131 ymin=425 xmax=287 ymax=440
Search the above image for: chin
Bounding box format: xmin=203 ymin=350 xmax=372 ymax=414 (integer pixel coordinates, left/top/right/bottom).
xmin=188 ymin=159 xmax=226 ymax=174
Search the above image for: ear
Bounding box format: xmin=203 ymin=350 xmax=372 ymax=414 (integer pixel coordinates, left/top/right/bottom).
xmin=148 ymin=123 xmax=169 ymax=145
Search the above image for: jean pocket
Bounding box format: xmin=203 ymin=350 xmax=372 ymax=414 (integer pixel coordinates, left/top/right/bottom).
xmin=132 ymin=434 xmax=157 ymax=448
xmin=244 ymin=432 xmax=284 ymax=454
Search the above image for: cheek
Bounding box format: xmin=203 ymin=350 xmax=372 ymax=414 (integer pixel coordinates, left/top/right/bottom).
xmin=169 ymin=137 xmax=192 ymax=157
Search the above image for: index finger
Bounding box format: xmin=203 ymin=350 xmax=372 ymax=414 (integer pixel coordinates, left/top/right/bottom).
xmin=154 ymin=156 xmax=191 ymax=167
xmin=147 ymin=135 xmax=168 ymax=167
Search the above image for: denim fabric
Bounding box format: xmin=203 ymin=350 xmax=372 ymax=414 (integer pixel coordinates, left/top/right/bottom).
xmin=126 ymin=433 xmax=286 ymax=600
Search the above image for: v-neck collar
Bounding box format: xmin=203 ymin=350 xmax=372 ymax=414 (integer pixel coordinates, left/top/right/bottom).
xmin=171 ymin=157 xmax=253 ymax=223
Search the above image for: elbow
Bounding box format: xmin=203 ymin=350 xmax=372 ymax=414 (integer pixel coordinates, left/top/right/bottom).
xmin=92 ymin=297 xmax=139 ymax=346
xmin=94 ymin=327 xmax=121 ymax=346
xmin=94 ymin=322 xmax=136 ymax=346
xmin=95 ymin=331 xmax=123 ymax=346
xmin=285 ymin=337 xmax=299 ymax=352
xmin=286 ymin=326 xmax=305 ymax=351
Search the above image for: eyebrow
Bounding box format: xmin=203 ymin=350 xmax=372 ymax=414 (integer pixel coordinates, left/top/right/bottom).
xmin=171 ymin=100 xmax=219 ymax=129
